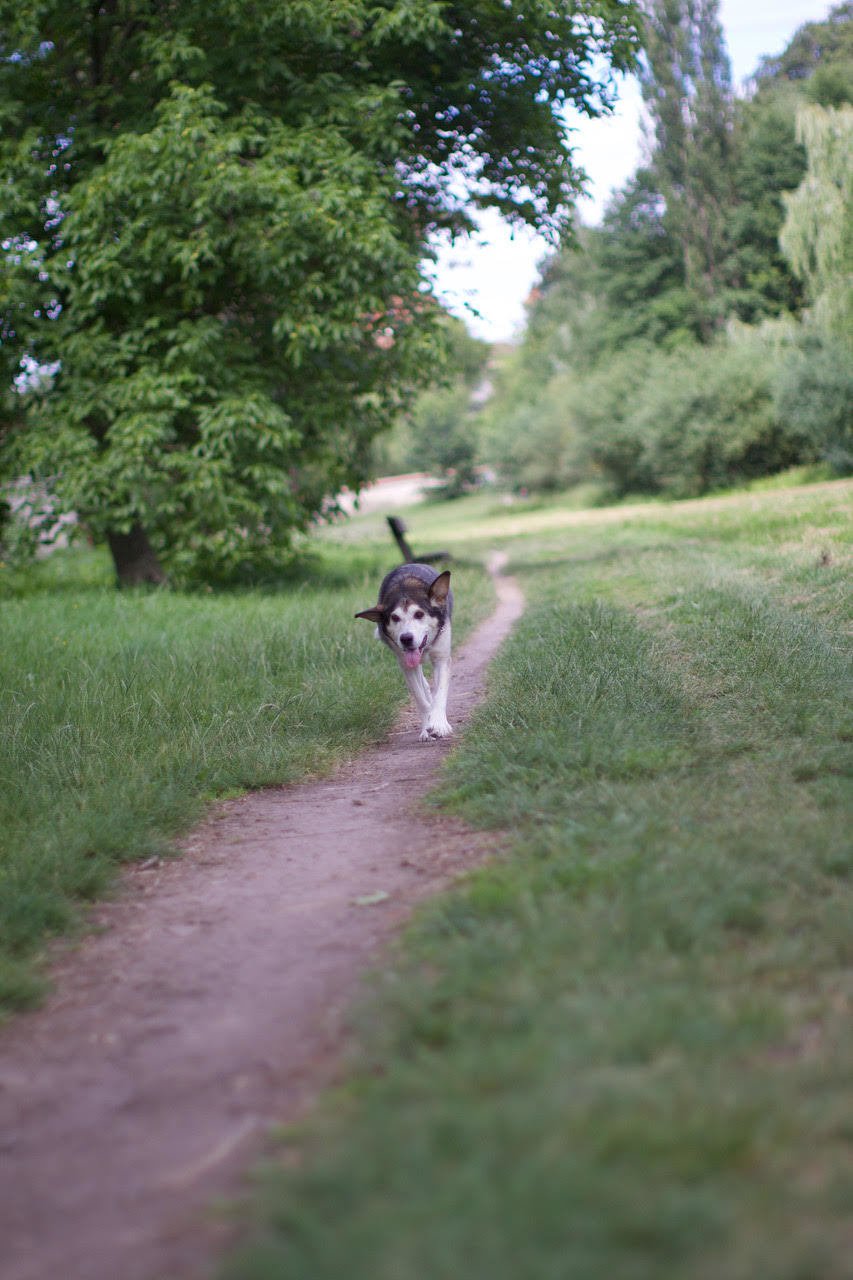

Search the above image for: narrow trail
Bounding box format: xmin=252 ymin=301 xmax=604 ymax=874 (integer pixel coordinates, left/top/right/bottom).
xmin=0 ymin=554 xmax=524 ymax=1280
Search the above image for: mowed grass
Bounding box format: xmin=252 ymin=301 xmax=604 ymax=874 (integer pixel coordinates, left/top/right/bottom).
xmin=225 ymin=479 xmax=852 ymax=1280
xmin=0 ymin=545 xmax=495 ymax=1014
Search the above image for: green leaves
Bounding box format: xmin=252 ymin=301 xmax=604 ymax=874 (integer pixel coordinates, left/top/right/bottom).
xmin=480 ymin=4 xmax=853 ymax=500
xmin=4 ymin=75 xmax=431 ymax=579
xmin=1 ymin=0 xmax=642 ymax=583
xmin=781 ymin=104 xmax=853 ymax=344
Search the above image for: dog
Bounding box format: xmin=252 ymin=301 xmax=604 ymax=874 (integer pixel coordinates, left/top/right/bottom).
xmin=355 ymin=563 xmax=453 ymax=741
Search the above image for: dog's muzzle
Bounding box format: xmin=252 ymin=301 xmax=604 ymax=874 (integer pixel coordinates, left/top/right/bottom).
xmin=401 ymin=635 xmax=429 ymax=669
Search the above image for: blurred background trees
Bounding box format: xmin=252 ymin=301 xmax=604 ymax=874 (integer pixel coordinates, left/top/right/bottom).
xmin=371 ymin=317 xmax=490 ymax=498
xmin=481 ymin=0 xmax=853 ymax=499
xmin=2 ymin=0 xmax=850 ymax=577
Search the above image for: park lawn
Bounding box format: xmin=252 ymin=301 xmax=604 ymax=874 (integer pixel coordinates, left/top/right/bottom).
xmin=225 ymin=478 xmax=852 ymax=1280
xmin=0 ymin=544 xmax=495 ymax=1014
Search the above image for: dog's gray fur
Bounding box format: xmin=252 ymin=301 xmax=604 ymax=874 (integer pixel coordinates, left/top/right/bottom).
xmin=355 ymin=563 xmax=453 ymax=741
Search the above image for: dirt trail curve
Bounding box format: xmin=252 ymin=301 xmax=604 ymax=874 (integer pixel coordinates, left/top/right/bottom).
xmin=0 ymin=554 xmax=524 ymax=1280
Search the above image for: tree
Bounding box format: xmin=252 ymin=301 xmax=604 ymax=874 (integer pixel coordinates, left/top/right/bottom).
xmin=0 ymin=1 xmax=641 ymax=584
xmin=723 ymin=3 xmax=853 ymax=326
xmin=591 ymin=170 xmax=701 ymax=345
xmin=755 ymin=1 xmax=853 ymax=95
xmin=780 ymin=104 xmax=853 ymax=347
xmin=479 ymin=0 xmax=852 ymax=500
xmin=370 ymin=314 xmax=488 ymax=490
xmin=722 ymin=94 xmax=807 ymax=323
xmin=638 ymin=0 xmax=735 ymax=336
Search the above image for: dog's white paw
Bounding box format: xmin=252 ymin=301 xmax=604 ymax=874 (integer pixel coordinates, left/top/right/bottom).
xmin=423 ymin=716 xmax=453 ymax=739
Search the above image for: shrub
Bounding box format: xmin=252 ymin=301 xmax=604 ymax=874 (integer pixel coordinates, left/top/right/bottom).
xmin=486 ymin=323 xmax=847 ymax=500
xmin=575 ymin=337 xmax=814 ymax=498
xmin=633 ymin=341 xmax=802 ymax=496
xmin=567 ymin=345 xmax=658 ymax=495
xmin=773 ymin=332 xmax=853 ymax=474
xmin=495 ymin=375 xmax=587 ymax=493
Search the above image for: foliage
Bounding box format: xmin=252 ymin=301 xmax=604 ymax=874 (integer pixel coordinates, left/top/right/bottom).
xmin=755 ymin=1 xmax=853 ymax=89
xmin=0 ymin=475 xmax=77 ymax=569
xmin=483 ymin=2 xmax=852 ymax=498
xmin=620 ymin=338 xmax=805 ymax=495
xmin=486 ymin=322 xmax=836 ymax=500
xmin=480 ymin=370 xmax=579 ymax=493
xmin=722 ymin=95 xmax=806 ymax=322
xmin=566 ymin=333 xmax=810 ymax=497
xmin=372 ymin=316 xmax=490 ymax=494
xmin=774 ymin=331 xmax=853 ymax=475
xmin=406 ymin=384 xmax=481 ymax=497
xmin=560 ymin=344 xmax=658 ymax=493
xmin=638 ymin=0 xmax=735 ymax=336
xmin=728 ymin=2 xmax=852 ymax=328
xmin=781 ymin=104 xmax=853 ymax=345
xmin=0 ymin=0 xmax=642 ymax=584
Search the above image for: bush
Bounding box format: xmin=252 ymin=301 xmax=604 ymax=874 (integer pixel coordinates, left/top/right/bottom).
xmin=574 ymin=337 xmax=816 ymax=498
xmin=485 ymin=322 xmax=848 ymax=500
xmin=490 ymin=375 xmax=585 ymax=493
xmin=567 ymin=345 xmax=658 ymax=495
xmin=773 ymin=333 xmax=853 ymax=474
xmin=635 ymin=341 xmax=803 ymax=496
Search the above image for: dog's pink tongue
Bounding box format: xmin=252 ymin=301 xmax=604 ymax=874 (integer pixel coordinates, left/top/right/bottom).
xmin=403 ymin=649 xmax=423 ymax=669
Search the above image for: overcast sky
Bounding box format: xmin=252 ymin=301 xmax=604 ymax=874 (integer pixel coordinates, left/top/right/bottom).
xmin=428 ymin=0 xmax=839 ymax=342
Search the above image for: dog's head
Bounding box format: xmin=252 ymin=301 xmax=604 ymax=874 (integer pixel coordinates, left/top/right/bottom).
xmin=355 ymin=570 xmax=451 ymax=669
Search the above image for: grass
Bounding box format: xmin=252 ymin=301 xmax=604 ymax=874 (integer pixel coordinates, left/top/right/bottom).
xmin=0 ymin=543 xmax=495 ymax=1014
xmin=224 ymin=477 xmax=852 ymax=1280
xmin=327 ymin=462 xmax=840 ymax=549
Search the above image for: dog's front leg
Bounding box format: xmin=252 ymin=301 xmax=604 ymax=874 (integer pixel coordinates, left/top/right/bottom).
xmin=401 ymin=663 xmax=433 ymax=721
xmin=423 ymin=654 xmax=452 ymax=739
xmin=414 ymin=666 xmax=433 ymax=709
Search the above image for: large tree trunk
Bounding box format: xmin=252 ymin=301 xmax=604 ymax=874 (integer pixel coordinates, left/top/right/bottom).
xmin=106 ymin=522 xmax=167 ymax=587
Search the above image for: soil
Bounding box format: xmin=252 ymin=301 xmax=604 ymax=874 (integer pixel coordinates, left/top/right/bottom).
xmin=0 ymin=554 xmax=523 ymax=1280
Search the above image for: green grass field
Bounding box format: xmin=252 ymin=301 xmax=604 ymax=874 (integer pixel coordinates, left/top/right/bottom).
xmin=0 ymin=543 xmax=495 ymax=1013
xmin=225 ymin=477 xmax=852 ymax=1280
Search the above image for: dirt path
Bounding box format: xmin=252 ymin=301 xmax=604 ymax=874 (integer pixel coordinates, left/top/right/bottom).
xmin=0 ymin=555 xmax=523 ymax=1280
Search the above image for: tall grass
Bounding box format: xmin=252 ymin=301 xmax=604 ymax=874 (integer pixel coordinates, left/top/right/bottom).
xmin=0 ymin=546 xmax=495 ymax=1013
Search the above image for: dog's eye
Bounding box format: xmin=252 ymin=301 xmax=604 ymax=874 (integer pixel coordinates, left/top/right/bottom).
xmin=391 ymin=613 xmax=401 ymax=623
xmin=413 ymin=610 xmax=424 ymax=620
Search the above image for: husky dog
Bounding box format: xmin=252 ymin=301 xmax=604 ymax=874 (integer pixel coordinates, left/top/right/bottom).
xmin=355 ymin=563 xmax=453 ymax=741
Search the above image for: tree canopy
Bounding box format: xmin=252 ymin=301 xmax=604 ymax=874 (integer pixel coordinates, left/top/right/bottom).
xmin=781 ymin=104 xmax=853 ymax=345
xmin=0 ymin=0 xmax=641 ymax=583
xmin=478 ymin=0 xmax=853 ymax=498
xmin=638 ymin=0 xmax=734 ymax=336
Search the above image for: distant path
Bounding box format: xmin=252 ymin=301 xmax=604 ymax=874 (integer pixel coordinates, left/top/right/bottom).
xmin=0 ymin=554 xmax=524 ymax=1280
xmin=337 ymin=471 xmax=440 ymax=515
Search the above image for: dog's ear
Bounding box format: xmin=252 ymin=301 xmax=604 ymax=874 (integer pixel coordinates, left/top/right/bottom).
xmin=354 ymin=607 xmax=383 ymax=624
xmin=428 ymin=570 xmax=451 ymax=604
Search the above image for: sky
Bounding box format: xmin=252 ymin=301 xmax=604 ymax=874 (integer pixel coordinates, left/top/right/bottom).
xmin=427 ymin=0 xmax=840 ymax=343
